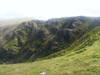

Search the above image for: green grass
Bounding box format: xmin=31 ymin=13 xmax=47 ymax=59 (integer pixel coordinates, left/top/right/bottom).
xmin=0 ymin=26 xmax=100 ymax=75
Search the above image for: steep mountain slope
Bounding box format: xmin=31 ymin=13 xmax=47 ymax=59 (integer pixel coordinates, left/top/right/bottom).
xmin=0 ymin=26 xmax=100 ymax=75
xmin=0 ymin=16 xmax=100 ymax=63
xmin=0 ymin=18 xmax=34 ymax=43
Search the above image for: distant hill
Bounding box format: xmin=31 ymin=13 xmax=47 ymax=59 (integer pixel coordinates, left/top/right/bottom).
xmin=0 ymin=18 xmax=34 ymax=26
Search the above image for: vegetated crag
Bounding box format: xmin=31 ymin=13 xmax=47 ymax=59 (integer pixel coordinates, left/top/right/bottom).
xmin=0 ymin=16 xmax=100 ymax=63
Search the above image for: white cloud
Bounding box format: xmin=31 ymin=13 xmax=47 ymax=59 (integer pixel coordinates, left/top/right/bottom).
xmin=0 ymin=0 xmax=100 ymax=20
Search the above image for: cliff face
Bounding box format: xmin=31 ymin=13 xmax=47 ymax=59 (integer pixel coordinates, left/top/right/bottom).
xmin=0 ymin=16 xmax=100 ymax=63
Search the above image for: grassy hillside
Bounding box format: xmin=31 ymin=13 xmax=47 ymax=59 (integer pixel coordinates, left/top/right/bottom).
xmin=0 ymin=25 xmax=100 ymax=75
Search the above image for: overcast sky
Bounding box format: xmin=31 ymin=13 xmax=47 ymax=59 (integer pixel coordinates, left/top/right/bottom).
xmin=0 ymin=0 xmax=100 ymax=20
